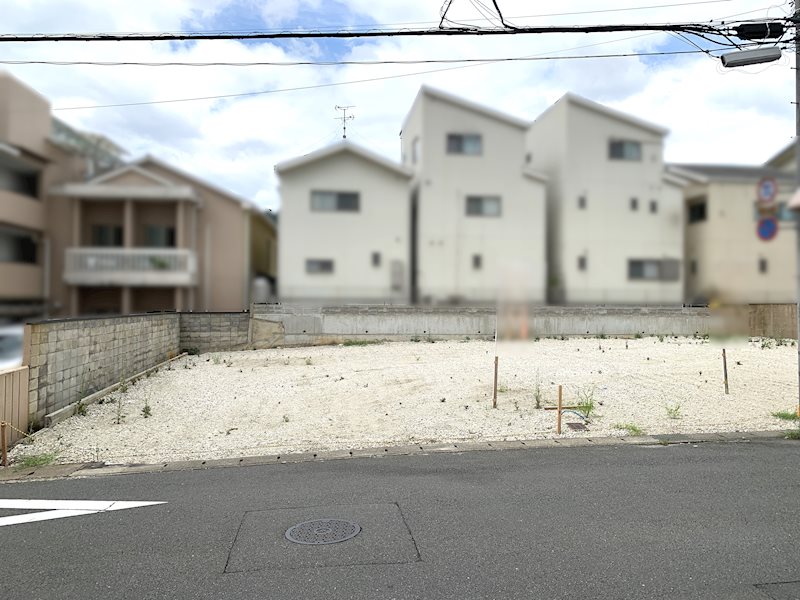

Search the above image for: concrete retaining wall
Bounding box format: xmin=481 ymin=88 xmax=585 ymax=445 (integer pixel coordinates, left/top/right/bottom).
xmin=24 ymin=314 xmax=180 ymax=425
xmin=179 ymin=312 xmax=250 ymax=354
xmin=748 ymin=304 xmax=796 ymax=339
xmin=251 ymin=304 xmax=711 ymax=346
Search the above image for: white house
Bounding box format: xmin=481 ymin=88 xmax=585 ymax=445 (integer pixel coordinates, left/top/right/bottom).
xmin=400 ymin=86 xmax=548 ymax=305
xmin=275 ymin=141 xmax=413 ymax=304
xmin=526 ymin=93 xmax=685 ymax=305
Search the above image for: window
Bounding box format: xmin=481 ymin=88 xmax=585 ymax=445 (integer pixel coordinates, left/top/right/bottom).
xmin=578 ymin=255 xmax=587 ymax=271
xmin=630 ymin=197 xmax=639 ymax=211
xmin=466 ymin=195 xmax=501 ymax=217
xmin=447 ymin=133 xmax=482 ymax=155
xmin=650 ymin=200 xmax=658 ymax=214
xmin=412 ymin=137 xmax=420 ymax=165
xmin=371 ymin=252 xmax=381 ymax=267
xmin=0 ymin=227 xmax=37 ymax=264
xmin=690 ymin=259 xmax=697 ymax=275
xmin=609 ymin=140 xmax=642 ymax=161
xmin=311 ymin=191 xmax=360 ymax=212
xmin=0 ymin=165 xmax=38 ymax=198
xmin=629 ymin=259 xmax=680 ymax=281
xmin=578 ymin=195 xmax=587 ymax=210
xmin=688 ymin=197 xmax=707 ymax=223
xmin=91 ymin=225 xmax=123 ymax=247
xmin=306 ymin=259 xmax=334 ymax=274
xmin=144 ymin=225 xmax=176 ymax=248
xmin=525 ymin=152 xmax=532 ymax=164
xmin=759 ymin=258 xmax=768 ymax=274
xmin=472 ymin=254 xmax=482 ymax=270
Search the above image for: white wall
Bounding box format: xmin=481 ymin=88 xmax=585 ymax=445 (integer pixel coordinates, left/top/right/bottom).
xmin=403 ymin=92 xmax=547 ymax=304
xmin=278 ymin=150 xmax=411 ymax=303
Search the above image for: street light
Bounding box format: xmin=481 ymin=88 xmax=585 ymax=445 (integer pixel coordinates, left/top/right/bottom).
xmin=721 ymin=20 xmax=798 ymax=417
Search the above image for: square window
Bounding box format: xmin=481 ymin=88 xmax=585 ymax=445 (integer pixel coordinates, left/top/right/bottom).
xmin=472 ymin=254 xmax=482 ymax=270
xmin=372 ymin=252 xmax=381 ymax=267
xmin=759 ymin=258 xmax=768 ymax=274
xmin=609 ymin=140 xmax=642 ymax=161
xmin=688 ymin=198 xmax=707 ymax=223
xmin=311 ymin=191 xmax=360 ymax=212
xmin=690 ymin=259 xmax=697 ymax=275
xmin=650 ymin=200 xmax=658 ymax=214
xmin=578 ymin=256 xmax=587 ymax=271
xmin=578 ymin=195 xmax=587 ymax=209
xmin=447 ymin=133 xmax=482 ymax=155
xmin=630 ymin=197 xmax=638 ymax=211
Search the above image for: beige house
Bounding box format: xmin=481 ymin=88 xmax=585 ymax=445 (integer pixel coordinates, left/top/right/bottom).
xmin=526 ymin=93 xmax=685 ymax=305
xmin=276 ymin=141 xmax=412 ymax=304
xmin=400 ymin=86 xmax=548 ymax=305
xmin=672 ymin=163 xmax=797 ymax=305
xmin=0 ymin=71 xmax=276 ymax=319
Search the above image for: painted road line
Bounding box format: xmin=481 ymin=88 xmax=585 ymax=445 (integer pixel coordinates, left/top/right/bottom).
xmin=0 ymin=499 xmax=165 ymax=527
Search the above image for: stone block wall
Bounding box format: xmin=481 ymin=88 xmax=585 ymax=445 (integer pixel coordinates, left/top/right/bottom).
xmin=179 ymin=312 xmax=251 ymax=354
xmin=25 ymin=314 xmax=180 ymax=424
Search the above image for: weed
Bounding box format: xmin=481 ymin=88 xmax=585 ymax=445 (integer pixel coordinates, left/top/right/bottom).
xmin=498 ymin=384 xmax=509 ymax=393
xmin=118 ymin=378 xmax=128 ymax=394
xmin=411 ymin=336 xmax=421 ymax=343
xmin=212 ymin=355 xmax=221 ymax=365
xmin=283 ymin=357 xmax=290 ymax=366
xmin=533 ymin=337 xmax=540 ymax=342
xmin=75 ymin=401 xmax=87 ymax=417
xmin=16 ymin=453 xmax=56 ymax=469
xmin=305 ymin=357 xmax=313 ymax=366
xmin=183 ymin=347 xmax=199 ymax=356
xmin=658 ymin=335 xmax=665 ymax=343
xmin=634 ymin=333 xmax=642 ymax=339
xmin=142 ymin=403 xmax=152 ymax=418
xmin=776 ymin=338 xmax=788 ymax=347
xmin=224 ymin=359 xmax=233 ymax=367
xmin=465 ymin=336 xmax=471 ymax=341
xmin=576 ymin=386 xmax=596 ymax=419
xmin=183 ymin=362 xmax=191 ymax=369
xmin=115 ymin=395 xmax=125 ymax=425
xmin=772 ymin=410 xmax=799 ymax=421
xmin=785 ymin=429 xmax=800 ymax=440
xmin=559 ymin=335 xmax=567 ymax=341
xmin=598 ymin=333 xmax=607 ymax=340
xmin=343 ymin=339 xmax=383 ymax=346
xmin=426 ymin=336 xmax=435 ymax=343
xmin=533 ymin=371 xmax=543 ymax=409
xmin=658 ymin=439 xmax=670 ymax=446
xmin=415 ymin=355 xmax=420 ymax=361
xmin=665 ymin=403 xmax=682 ymax=419
xmin=760 ymin=338 xmax=775 ymax=350
xmin=282 ymin=415 xmax=290 ymax=423
xmin=614 ymin=423 xmax=644 ymax=436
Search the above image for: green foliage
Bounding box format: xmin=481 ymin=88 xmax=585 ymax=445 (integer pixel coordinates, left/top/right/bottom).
xmin=598 ymin=333 xmax=607 ymax=340
xmin=305 ymin=357 xmax=313 ymax=365
xmin=498 ymin=384 xmax=509 ymax=393
xmin=183 ymin=347 xmax=199 ymax=355
xmin=666 ymin=403 xmax=682 ymax=419
xmin=576 ymin=386 xmax=596 ymax=419
xmin=142 ymin=403 xmax=152 ymax=418
xmin=410 ymin=336 xmax=421 ymax=343
xmin=343 ymin=339 xmax=383 ymax=346
xmin=282 ymin=415 xmax=290 ymax=423
xmin=634 ymin=333 xmax=643 ymax=339
xmin=115 ymin=395 xmax=125 ymax=425
xmin=118 ymin=378 xmax=128 ymax=394
xmin=785 ymin=429 xmax=800 ymax=440
xmin=658 ymin=335 xmax=665 ymax=343
xmin=760 ymin=338 xmax=775 ymax=350
xmin=75 ymin=401 xmax=87 ymax=417
xmin=212 ymin=355 xmax=222 ymax=365
xmin=17 ymin=453 xmax=56 ymax=469
xmin=614 ymin=423 xmax=643 ymax=436
xmin=772 ymin=410 xmax=799 ymax=421
xmin=533 ymin=371 xmax=543 ymax=409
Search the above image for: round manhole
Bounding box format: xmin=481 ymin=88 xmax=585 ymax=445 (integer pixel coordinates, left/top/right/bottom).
xmin=285 ymin=519 xmax=361 ymax=545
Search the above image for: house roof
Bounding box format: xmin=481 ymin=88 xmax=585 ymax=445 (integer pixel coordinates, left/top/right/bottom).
xmin=764 ymin=139 xmax=794 ymax=167
xmin=275 ymin=140 xmax=412 ymax=178
xmin=669 ymin=163 xmax=795 ymax=182
xmin=536 ymin=92 xmax=669 ymax=137
xmin=400 ymin=85 xmax=531 ymax=134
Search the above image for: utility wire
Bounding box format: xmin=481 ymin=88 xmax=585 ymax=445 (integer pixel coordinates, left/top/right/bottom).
xmin=51 ymin=47 xmax=744 ymax=111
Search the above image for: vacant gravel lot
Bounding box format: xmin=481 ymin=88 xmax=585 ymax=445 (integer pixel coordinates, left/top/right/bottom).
xmin=11 ymin=337 xmax=799 ymax=465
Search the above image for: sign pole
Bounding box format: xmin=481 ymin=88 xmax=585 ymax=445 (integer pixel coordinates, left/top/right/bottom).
xmin=795 ymin=10 xmax=800 ymax=418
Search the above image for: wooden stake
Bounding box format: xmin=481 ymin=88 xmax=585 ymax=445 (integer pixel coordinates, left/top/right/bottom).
xmin=492 ymin=356 xmax=499 ymax=409
xmin=1 ymin=422 xmax=7 ymax=468
xmin=722 ymin=348 xmax=729 ymax=395
xmin=556 ymin=385 xmax=563 ymax=435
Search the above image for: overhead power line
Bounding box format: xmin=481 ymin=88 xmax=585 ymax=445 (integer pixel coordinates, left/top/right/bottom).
xmin=52 ymin=46 xmax=762 ymax=111
xmin=0 ymin=21 xmax=748 ymax=43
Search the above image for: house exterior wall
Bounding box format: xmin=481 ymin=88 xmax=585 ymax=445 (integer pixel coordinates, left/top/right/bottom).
xmin=278 ymin=150 xmax=411 ymax=303
xmin=401 ymin=92 xmax=546 ymax=304
xmin=0 ymin=72 xmax=50 ymax=157
xmin=685 ymin=178 xmax=796 ymax=304
xmin=527 ymin=98 xmax=683 ymax=305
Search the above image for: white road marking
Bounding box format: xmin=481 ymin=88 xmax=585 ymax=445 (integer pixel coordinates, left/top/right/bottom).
xmin=0 ymin=499 xmax=166 ymax=527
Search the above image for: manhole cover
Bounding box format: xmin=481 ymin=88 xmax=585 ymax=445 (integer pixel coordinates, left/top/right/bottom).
xmin=285 ymin=519 xmax=361 ymax=545
xmin=567 ymin=422 xmax=587 ymax=431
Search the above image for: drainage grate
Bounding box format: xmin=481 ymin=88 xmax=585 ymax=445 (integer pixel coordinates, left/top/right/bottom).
xmin=567 ymin=422 xmax=587 ymax=431
xmin=285 ymin=519 xmax=361 ymax=545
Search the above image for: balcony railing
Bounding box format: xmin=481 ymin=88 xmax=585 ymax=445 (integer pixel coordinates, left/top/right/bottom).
xmin=64 ymin=247 xmax=197 ymax=287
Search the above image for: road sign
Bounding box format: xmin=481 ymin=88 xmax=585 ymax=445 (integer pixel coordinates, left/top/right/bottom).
xmin=757 ymin=216 xmax=778 ymax=241
xmin=0 ymin=499 xmax=166 ymax=527
xmin=757 ymin=177 xmax=778 ymax=204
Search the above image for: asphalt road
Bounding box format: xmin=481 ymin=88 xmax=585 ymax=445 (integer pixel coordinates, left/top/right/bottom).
xmin=1 ymin=440 xmax=799 ymax=600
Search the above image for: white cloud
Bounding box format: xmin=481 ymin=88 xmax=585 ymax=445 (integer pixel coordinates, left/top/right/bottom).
xmin=0 ymin=0 xmax=794 ymax=212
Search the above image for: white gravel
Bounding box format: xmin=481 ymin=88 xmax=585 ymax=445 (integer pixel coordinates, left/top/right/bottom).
xmin=11 ymin=337 xmax=800 ymax=465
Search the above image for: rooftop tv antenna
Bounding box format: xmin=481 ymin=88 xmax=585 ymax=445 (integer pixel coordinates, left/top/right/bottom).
xmin=335 ymin=105 xmax=355 ymax=139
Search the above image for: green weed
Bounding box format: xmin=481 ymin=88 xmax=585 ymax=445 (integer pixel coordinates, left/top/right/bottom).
xmin=576 ymin=386 xmax=596 ymax=419
xmin=666 ymin=403 xmax=682 ymax=419
xmin=614 ymin=423 xmax=644 ymax=436
xmin=17 ymin=453 xmax=56 ymax=468
xmin=772 ymin=410 xmax=799 ymax=421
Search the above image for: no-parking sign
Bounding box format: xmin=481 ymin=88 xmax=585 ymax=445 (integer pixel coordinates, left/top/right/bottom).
xmin=757 ymin=216 xmax=778 ymax=241
xmin=757 ymin=177 xmax=778 ymax=204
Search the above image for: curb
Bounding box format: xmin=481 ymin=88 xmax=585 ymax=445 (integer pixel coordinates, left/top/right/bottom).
xmin=0 ymin=429 xmax=794 ymax=483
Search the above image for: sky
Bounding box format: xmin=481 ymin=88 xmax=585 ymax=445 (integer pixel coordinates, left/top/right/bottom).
xmin=0 ymin=0 xmax=795 ymax=211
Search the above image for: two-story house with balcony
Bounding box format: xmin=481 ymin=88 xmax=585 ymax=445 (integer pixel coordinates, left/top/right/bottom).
xmin=400 ymin=86 xmax=548 ymax=305
xmin=276 ymin=141 xmax=412 ymax=304
xmin=49 ymin=155 xmax=277 ymax=315
xmin=0 ymin=70 xmax=277 ymax=318
xmin=526 ymin=93 xmax=686 ymax=305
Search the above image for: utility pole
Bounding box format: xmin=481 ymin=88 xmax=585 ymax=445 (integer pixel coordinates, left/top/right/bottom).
xmin=794 ymin=2 xmax=800 ymax=417
xmin=335 ymin=105 xmax=355 ymax=139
